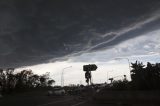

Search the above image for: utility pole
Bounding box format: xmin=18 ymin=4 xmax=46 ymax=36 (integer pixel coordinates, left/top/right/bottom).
xmin=115 ymin=57 xmax=131 ymax=80
xmin=107 ymin=70 xmax=114 ymax=83
xmin=61 ymin=66 xmax=72 ymax=87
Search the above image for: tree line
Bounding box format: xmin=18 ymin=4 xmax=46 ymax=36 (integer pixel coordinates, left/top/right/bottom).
xmin=131 ymin=61 xmax=160 ymax=90
xmin=105 ymin=61 xmax=160 ymax=90
xmin=0 ymin=68 xmax=55 ymax=94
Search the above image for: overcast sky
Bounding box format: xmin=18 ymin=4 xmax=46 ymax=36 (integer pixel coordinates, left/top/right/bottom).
xmin=1 ymin=0 xmax=160 ymax=85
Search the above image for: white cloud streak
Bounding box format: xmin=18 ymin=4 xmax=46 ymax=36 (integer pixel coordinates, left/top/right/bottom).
xmin=87 ymin=9 xmax=160 ymax=51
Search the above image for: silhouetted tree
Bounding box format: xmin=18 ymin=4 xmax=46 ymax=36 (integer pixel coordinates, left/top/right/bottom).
xmin=15 ymin=70 xmax=33 ymax=89
xmin=131 ymin=61 xmax=145 ymax=89
xmin=28 ymin=74 xmax=40 ymax=88
xmin=0 ymin=68 xmax=5 ymax=93
xmin=5 ymin=68 xmax=16 ymax=93
xmin=131 ymin=61 xmax=160 ymax=90
xmin=40 ymin=72 xmax=50 ymax=87
xmin=0 ymin=68 xmax=55 ymax=94
xmin=47 ymin=80 xmax=55 ymax=86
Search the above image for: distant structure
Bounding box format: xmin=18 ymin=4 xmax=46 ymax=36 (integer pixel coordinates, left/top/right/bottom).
xmin=83 ymin=64 xmax=97 ymax=85
xmin=109 ymin=75 xmax=127 ymax=83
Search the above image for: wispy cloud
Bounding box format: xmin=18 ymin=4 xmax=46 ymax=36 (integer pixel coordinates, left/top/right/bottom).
xmin=70 ymin=29 xmax=160 ymax=63
xmin=87 ymin=9 xmax=160 ymax=51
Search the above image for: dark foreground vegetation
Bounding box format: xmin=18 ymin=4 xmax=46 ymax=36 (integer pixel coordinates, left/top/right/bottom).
xmin=0 ymin=68 xmax=55 ymax=94
xmin=1 ymin=61 xmax=160 ymax=94
xmin=131 ymin=61 xmax=160 ymax=90
xmin=1 ymin=61 xmax=160 ymax=106
xmin=104 ymin=61 xmax=160 ymax=90
xmin=92 ymin=61 xmax=160 ymax=105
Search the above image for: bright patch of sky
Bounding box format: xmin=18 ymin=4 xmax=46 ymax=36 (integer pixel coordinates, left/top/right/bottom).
xmin=17 ymin=29 xmax=160 ymax=86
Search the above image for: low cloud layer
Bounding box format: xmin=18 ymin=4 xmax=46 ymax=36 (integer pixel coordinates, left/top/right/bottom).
xmin=0 ymin=0 xmax=160 ymax=68
xmin=70 ymin=29 xmax=160 ymax=63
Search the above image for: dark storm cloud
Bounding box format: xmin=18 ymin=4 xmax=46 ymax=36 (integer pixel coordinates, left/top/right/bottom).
xmin=0 ymin=0 xmax=160 ymax=68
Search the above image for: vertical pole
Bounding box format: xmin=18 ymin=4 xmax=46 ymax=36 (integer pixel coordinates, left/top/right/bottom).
xmin=107 ymin=71 xmax=109 ymax=83
xmin=61 ymin=71 xmax=64 ymax=87
xmin=126 ymin=58 xmax=131 ymax=80
xmin=91 ymin=71 xmax=93 ymax=85
xmin=90 ymin=71 xmax=92 ymax=85
xmin=61 ymin=66 xmax=72 ymax=87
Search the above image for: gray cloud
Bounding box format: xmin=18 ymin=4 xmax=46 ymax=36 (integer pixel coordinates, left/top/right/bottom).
xmin=0 ymin=0 xmax=160 ymax=68
xmin=69 ymin=30 xmax=160 ymax=63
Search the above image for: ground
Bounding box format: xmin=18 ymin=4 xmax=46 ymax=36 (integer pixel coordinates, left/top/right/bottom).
xmin=0 ymin=90 xmax=160 ymax=106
